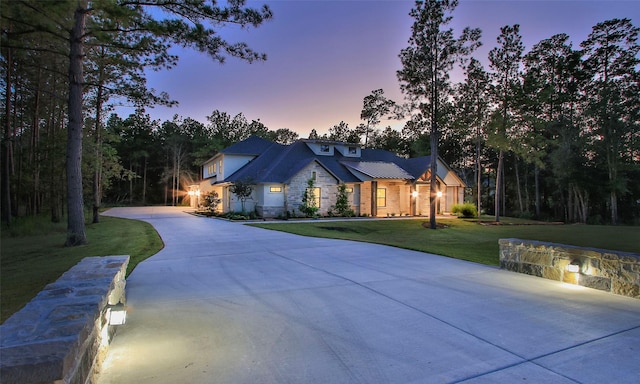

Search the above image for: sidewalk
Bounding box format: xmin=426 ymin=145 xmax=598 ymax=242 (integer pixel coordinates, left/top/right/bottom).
xmin=98 ymin=206 xmax=640 ymax=383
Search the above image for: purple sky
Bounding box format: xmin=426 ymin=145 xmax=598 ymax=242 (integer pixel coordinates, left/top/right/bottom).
xmin=123 ymin=0 xmax=640 ymax=137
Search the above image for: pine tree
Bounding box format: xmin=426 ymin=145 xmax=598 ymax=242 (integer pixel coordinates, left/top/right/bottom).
xmin=398 ymin=0 xmax=480 ymax=229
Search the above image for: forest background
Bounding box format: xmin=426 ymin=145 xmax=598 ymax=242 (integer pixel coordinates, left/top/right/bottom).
xmin=1 ymin=0 xmax=639 ymax=245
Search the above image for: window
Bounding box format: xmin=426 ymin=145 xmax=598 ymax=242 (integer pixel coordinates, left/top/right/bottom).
xmin=377 ymin=188 xmax=386 ymax=207
xmin=345 ymin=187 xmax=353 ymax=193
xmin=304 ymin=187 xmax=321 ymax=208
xmin=320 ymin=144 xmax=330 ymax=152
xmin=311 ymin=171 xmax=317 ymax=180
xmin=269 ymin=186 xmax=282 ymax=193
xmin=348 ymin=146 xmax=357 ymax=154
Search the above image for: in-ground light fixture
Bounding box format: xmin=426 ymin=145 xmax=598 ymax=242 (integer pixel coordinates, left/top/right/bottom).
xmin=566 ymin=259 xmax=581 ymax=273
xmin=106 ymin=303 xmax=127 ymax=326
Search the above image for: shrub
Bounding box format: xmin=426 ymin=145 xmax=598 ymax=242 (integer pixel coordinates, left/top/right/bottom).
xmin=451 ymin=203 xmax=478 ymax=218
xmin=201 ymin=191 xmax=221 ymax=213
xmin=300 ymin=178 xmax=319 ymax=217
xmin=332 ymin=184 xmax=354 ymax=217
xmin=229 ymin=178 xmax=254 ymax=213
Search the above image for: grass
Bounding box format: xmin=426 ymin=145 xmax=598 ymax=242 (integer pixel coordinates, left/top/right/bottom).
xmin=1 ymin=214 xmax=163 ymax=323
xmin=250 ymin=216 xmax=640 ymax=266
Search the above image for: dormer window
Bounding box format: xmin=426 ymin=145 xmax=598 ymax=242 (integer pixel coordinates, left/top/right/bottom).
xmin=320 ymin=144 xmax=330 ymax=153
xmin=348 ymin=146 xmax=357 ymax=154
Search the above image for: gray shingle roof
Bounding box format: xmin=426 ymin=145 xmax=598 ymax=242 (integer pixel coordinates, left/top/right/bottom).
xmin=221 ymin=135 xmax=274 ymax=155
xmin=221 ymin=136 xmax=432 ymax=184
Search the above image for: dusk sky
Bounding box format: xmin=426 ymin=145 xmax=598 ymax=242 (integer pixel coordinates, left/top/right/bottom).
xmin=124 ymin=0 xmax=640 ymax=137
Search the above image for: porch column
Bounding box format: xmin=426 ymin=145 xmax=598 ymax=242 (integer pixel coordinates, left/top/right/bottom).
xmin=411 ymin=184 xmax=417 ymax=216
xmin=371 ymin=181 xmax=377 ymax=217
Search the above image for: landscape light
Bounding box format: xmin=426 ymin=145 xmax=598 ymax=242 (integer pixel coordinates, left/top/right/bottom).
xmin=566 ymin=260 xmax=581 ymax=273
xmin=107 ymin=303 xmax=127 ymax=325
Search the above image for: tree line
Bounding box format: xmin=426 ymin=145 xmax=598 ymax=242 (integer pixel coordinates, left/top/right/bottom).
xmin=1 ymin=1 xmax=639 ymax=247
xmin=317 ymin=1 xmax=639 ymax=226
xmin=1 ymin=0 xmax=272 ymax=245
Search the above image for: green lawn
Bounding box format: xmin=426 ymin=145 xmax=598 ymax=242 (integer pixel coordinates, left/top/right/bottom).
xmin=1 ymin=215 xmax=163 ymax=323
xmin=250 ymin=217 xmax=640 ymax=266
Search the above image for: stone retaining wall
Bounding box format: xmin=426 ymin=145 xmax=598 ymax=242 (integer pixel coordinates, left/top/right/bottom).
xmin=499 ymin=238 xmax=639 ymax=299
xmin=0 ymin=255 xmax=129 ymax=384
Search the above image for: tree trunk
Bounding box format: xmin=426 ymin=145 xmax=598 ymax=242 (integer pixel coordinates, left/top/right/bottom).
xmin=566 ymin=185 xmax=572 ymax=222
xmin=429 ymin=49 xmax=439 ymax=230
xmin=13 ymin=68 xmax=23 ymax=217
xmin=176 ymin=149 xmax=180 ymax=206
xmin=2 ymin=43 xmax=13 ymax=225
xmin=475 ymin=132 xmax=481 ymax=216
xmin=574 ymin=185 xmax=588 ymax=224
xmin=49 ymin=78 xmax=64 ymax=224
xmin=65 ymin=2 xmax=88 ymax=246
xmin=429 ymin=123 xmax=438 ymax=229
xmin=129 ymin=161 xmax=133 ymax=205
xmin=514 ymin=156 xmax=523 ymax=214
xmin=607 ymin=155 xmax=618 ymax=225
xmin=32 ymin=66 xmax=42 ymax=215
xmin=534 ymin=164 xmax=540 ymax=218
xmin=494 ymin=150 xmax=503 ymax=222
xmin=610 ymin=191 xmax=618 ymax=225
xmin=92 ymin=62 xmax=105 ymax=224
xmin=142 ymin=155 xmax=147 ymax=204
xmin=172 ymin=151 xmax=177 ymax=206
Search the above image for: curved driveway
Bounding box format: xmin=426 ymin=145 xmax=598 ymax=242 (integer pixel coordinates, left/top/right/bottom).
xmin=98 ymin=206 xmax=640 ymax=383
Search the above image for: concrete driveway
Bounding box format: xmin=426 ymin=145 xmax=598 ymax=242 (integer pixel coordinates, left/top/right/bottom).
xmin=97 ymin=206 xmax=640 ymax=384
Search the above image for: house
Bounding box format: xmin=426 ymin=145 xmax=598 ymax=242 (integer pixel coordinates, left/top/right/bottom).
xmin=197 ymin=136 xmax=466 ymax=218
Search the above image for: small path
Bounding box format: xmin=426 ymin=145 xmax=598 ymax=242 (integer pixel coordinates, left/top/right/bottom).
xmin=98 ymin=206 xmax=640 ymax=383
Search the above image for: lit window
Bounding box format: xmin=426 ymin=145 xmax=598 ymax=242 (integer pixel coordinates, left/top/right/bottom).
xmin=305 ymin=187 xmax=321 ymax=208
xmin=377 ymin=188 xmax=386 ymax=207
xmin=270 ymin=186 xmax=282 ymax=193
xmin=345 ymin=187 xmax=353 ymax=193
xmin=313 ymin=187 xmax=321 ymax=208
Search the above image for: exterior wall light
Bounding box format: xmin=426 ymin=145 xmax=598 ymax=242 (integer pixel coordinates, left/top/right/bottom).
xmin=412 ymin=191 xmax=418 ymax=198
xmin=436 ymin=191 xmax=443 ymax=198
xmin=566 ymin=260 xmax=581 ymax=273
xmin=107 ymin=303 xmax=127 ymax=325
xmin=187 ymin=185 xmax=201 ymax=208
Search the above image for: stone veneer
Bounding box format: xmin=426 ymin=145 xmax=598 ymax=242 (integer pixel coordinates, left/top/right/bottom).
xmin=286 ymin=162 xmax=338 ymax=216
xmin=499 ymin=238 xmax=639 ymax=299
xmin=0 ymin=256 xmax=129 ymax=384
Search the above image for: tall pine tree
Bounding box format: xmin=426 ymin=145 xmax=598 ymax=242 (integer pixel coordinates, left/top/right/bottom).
xmin=398 ymin=0 xmax=480 ymax=229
